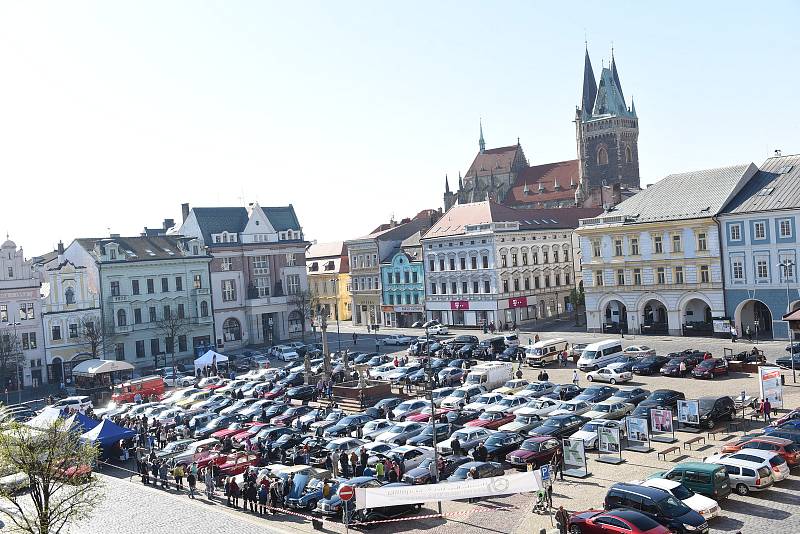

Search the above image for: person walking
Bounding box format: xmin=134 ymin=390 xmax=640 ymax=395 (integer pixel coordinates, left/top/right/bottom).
xmin=375 ymin=457 xmax=385 ymax=480
xmin=763 ymin=397 xmax=772 ymax=422
xmin=555 ymin=506 xmax=570 ymax=534
xmin=731 ymin=325 xmax=738 ymax=343
xmin=204 ymin=467 xmax=215 ymax=499
xmin=187 ymin=470 xmax=197 ymax=499
xmin=572 ymin=369 xmax=579 ymax=386
xmin=553 ymin=448 xmax=564 ymax=481
xmin=258 ymin=480 xmax=269 ymax=515
xmin=173 ymin=462 xmax=184 ymax=490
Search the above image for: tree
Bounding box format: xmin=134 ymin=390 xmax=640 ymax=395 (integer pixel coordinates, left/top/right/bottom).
xmin=155 ymin=311 xmax=191 ymax=373
xmin=288 ymin=290 xmax=318 ymax=342
xmin=77 ymin=314 xmax=105 ymax=358
xmin=0 ymin=415 xmax=103 ymax=534
xmin=568 ymin=285 xmax=586 ymax=326
xmin=0 ymin=327 xmax=24 ymax=391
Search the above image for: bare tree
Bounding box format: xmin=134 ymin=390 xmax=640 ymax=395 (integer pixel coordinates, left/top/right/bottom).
xmin=0 ymin=414 xmax=104 ymax=534
xmin=155 ymin=310 xmax=191 ymax=373
xmin=77 ymin=314 xmax=105 ymax=358
xmin=0 ymin=327 xmax=24 ymax=392
xmin=288 ymin=290 xmax=318 ymax=342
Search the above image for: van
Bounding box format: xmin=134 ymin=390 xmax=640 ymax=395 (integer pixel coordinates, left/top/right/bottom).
xmin=604 ymin=483 xmax=708 ymax=534
xmin=111 ymin=375 xmax=165 ymax=403
xmin=654 ymin=462 xmax=731 ymax=500
xmin=478 ymin=336 xmax=506 ymax=356
xmin=525 ymin=338 xmax=569 ymax=367
xmin=703 ymin=455 xmax=774 ymax=495
xmin=577 ymin=340 xmax=624 ymax=371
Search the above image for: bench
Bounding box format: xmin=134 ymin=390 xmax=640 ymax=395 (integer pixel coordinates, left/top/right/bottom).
xmin=726 ymin=420 xmax=744 ymax=434
xmin=657 ymin=446 xmax=681 ymax=461
xmin=683 ymin=436 xmax=706 ymax=450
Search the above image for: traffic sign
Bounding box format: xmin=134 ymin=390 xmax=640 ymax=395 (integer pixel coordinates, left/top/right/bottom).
xmin=540 ymin=464 xmax=551 ymax=481
xmin=339 ymin=484 xmax=355 ymax=501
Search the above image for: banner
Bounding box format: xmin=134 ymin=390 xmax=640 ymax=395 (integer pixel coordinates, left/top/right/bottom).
xmin=598 ymin=426 xmax=621 ymax=453
xmin=625 ymin=417 xmax=649 ymax=443
xmin=354 ymin=471 xmax=539 ymax=510
xmin=677 ymin=400 xmax=700 ymax=425
xmin=713 ymin=319 xmax=731 ymax=334
xmin=562 ymin=437 xmax=588 ymax=476
xmin=650 ymin=408 xmax=673 ymax=434
xmin=759 ymin=366 xmax=784 ymax=409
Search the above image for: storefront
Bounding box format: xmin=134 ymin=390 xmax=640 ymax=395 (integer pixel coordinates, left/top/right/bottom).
xmin=426 ymin=299 xmax=498 ymax=327
xmin=384 ymin=305 xmax=425 ymax=328
xmin=500 ymin=296 xmax=541 ymax=324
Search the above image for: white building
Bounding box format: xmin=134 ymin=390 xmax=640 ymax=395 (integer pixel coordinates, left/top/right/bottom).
xmin=0 ymin=238 xmax=46 ymax=388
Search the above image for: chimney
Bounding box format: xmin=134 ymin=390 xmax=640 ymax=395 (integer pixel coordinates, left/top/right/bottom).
xmin=163 ymin=218 xmax=175 ymax=231
xmin=181 ymin=203 xmax=190 ymax=222
xmin=775 ymin=149 xmax=782 ymax=157
xmin=57 ymin=240 xmax=65 ymax=264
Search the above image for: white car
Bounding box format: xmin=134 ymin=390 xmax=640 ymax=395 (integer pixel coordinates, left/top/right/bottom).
xmin=391 ymin=399 xmax=430 ymax=420
xmin=724 ymin=450 xmax=790 ymax=482
xmin=371 ymin=364 xmax=398 ymax=380
xmin=427 ymin=324 xmax=449 ymax=335
xmin=586 ymin=367 xmax=633 ymax=385
xmin=435 ymin=427 xmax=494 ymax=455
xmin=623 ymin=345 xmax=656 ymax=357
xmin=549 ymin=399 xmax=592 ymax=417
xmin=463 ymin=392 xmax=505 ymax=413
xmin=382 ymin=334 xmax=414 ymax=346
xmin=637 ymin=479 xmax=720 ymax=520
xmin=494 ymin=379 xmax=530 ymax=395
xmin=276 ymin=346 xmax=300 ymax=362
xmin=515 ymin=398 xmax=563 ymax=418
xmin=440 ymin=385 xmax=485 ymax=409
xmin=488 ymin=395 xmax=529 ymax=414
xmin=163 ymin=371 xmax=194 ymax=388
xmin=374 ymin=422 xmax=427 ymax=445
xmin=51 ymin=396 xmax=93 ymax=413
xmin=583 ymin=400 xmax=632 ymax=421
xmin=386 ymin=445 xmax=435 ymax=470
xmin=431 ymin=387 xmax=457 ymax=407
xmin=571 ymin=419 xmax=625 ymax=449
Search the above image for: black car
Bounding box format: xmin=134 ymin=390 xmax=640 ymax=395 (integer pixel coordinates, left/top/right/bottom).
xmin=497 ymin=347 xmax=525 ymax=362
xmin=447 ymin=461 xmax=505 ymax=481
xmin=609 ymin=387 xmax=650 ymax=406
xmin=286 ymin=385 xmax=316 ymax=402
xmin=542 ymin=384 xmax=582 ymax=401
xmin=631 ymin=356 xmax=670 ymax=375
xmin=630 ymin=402 xmax=664 ymax=424
xmin=324 ymin=414 xmax=374 ymax=438
xmin=660 ymin=356 xmax=700 ymax=377
xmin=725 ymin=350 xmax=763 ymax=364
xmin=644 ymin=389 xmax=685 ymax=409
xmin=402 ymin=455 xmax=471 ymax=484
xmin=776 ymin=353 xmax=800 ymax=369
xmin=605 ymin=483 xmax=707 ymax=534
xmin=528 ymin=414 xmax=587 ymax=438
xmin=483 ymin=431 xmax=525 ymax=461
xmin=351 ymin=353 xmax=370 ymax=364
xmin=458 ymin=343 xmax=477 ymax=358
xmin=786 ymin=344 xmax=800 ymax=354
xmin=445 ymin=409 xmax=479 ymax=427
xmin=452 ymin=334 xmax=479 ymax=346
xmin=373 ymin=397 xmax=403 ymax=413
xmin=406 ymin=423 xmax=454 ymax=447
xmin=366 ymin=354 xmax=391 ymax=367
xmin=575 ymin=385 xmax=618 ymax=403
xmin=278 ymin=372 xmax=305 ymax=387
xmin=693 ymin=396 xmax=736 ymax=429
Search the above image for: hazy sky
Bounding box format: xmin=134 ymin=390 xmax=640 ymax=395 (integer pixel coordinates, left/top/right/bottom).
xmin=2 ymin=1 xmax=798 ymax=255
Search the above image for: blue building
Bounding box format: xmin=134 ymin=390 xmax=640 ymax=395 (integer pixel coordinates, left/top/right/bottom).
xmin=380 ymin=232 xmax=425 ymax=327
xmin=720 ymin=154 xmax=800 ymax=340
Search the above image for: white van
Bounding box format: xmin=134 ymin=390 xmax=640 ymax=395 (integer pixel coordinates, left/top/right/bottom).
xmin=525 ymin=338 xmax=569 ymax=367
xmin=576 ymin=339 xmax=624 ymax=371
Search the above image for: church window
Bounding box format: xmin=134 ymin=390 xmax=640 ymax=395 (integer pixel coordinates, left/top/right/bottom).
xmin=625 ymin=146 xmax=632 ymax=163
xmin=597 ymin=147 xmax=609 ymax=166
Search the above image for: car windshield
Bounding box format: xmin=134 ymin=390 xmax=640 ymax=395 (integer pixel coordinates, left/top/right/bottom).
xmin=582 ymin=387 xmax=602 ymax=395
xmin=479 ymin=412 xmax=498 ymax=421
xmin=450 ymin=390 xmax=468 ymax=398
xmin=521 ymin=441 xmax=541 ymax=452
xmin=640 ymin=357 xmax=659 ymax=364
xmin=486 ymin=435 xmax=511 ymax=446
xmin=657 ymin=495 xmax=692 ymax=517
xmin=517 ymin=416 xmax=537 ymax=425
xmin=452 ymin=466 xmax=473 ymax=479
xmin=594 ymin=405 xmax=611 ymax=412
xmin=324 ymin=413 xmax=341 ymax=421
xmin=670 ymin=484 xmax=694 ymax=500
xmin=583 ymin=350 xmax=600 ymax=359
xmin=582 ymin=423 xmax=599 ymax=432
xmin=386 ymin=425 xmax=407 ymax=433
xmin=667 ymin=358 xmax=683 ymax=365
xmin=697 ymin=360 xmax=714 ymax=368
xmin=698 ymin=399 xmax=717 ymax=410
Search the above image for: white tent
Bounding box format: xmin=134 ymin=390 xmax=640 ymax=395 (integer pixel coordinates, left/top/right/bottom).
xmin=194 ymin=350 xmax=228 ymax=368
xmin=25 ymin=407 xmax=64 ymax=429
xmin=71 ymin=359 xmax=135 ymax=376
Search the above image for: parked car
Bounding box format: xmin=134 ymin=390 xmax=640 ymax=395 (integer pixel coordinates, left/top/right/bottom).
xmin=587 ymin=366 xmax=633 ymax=385
xmin=604 ymin=483 xmax=708 ymax=534
xmin=276 ymin=346 xmax=300 ymax=362
xmin=498 ymin=409 xmax=544 ymax=434
xmin=506 ymin=436 xmax=562 ymax=469
xmin=440 ymin=385 xmax=486 ymax=409
xmin=427 ymin=324 xmax=449 ymax=335
xmin=631 ymin=356 xmax=670 ymax=375
xmin=52 ymin=396 xmax=93 ymax=413
xmin=314 ymin=476 xmax=378 ymax=518
xmin=724 ymin=449 xmax=791 ymax=482
xmin=447 ymin=460 xmax=504 ymax=481
xmin=549 ymin=399 xmax=593 ymax=417
xmin=382 ymin=334 xmax=414 ymax=346
xmin=583 ymin=400 xmax=632 ymax=421
xmin=736 ymin=436 xmax=800 ymax=467
xmin=644 ymin=390 xmax=686 ymax=409
xmin=607 ymin=387 xmax=650 ymax=406
xmin=575 ymin=385 xmax=619 ymax=404
xmin=464 ymin=410 xmax=516 ymax=430
xmin=374 ymin=422 xmax=427 ymax=445
xmin=687 ymin=396 xmax=736 ymax=429
xmin=703 ymin=454 xmax=774 ymax=495
xmin=406 ymin=423 xmax=455 ymax=447
xmin=567 ymin=509 xmax=671 ymax=534
xmin=648 ymin=461 xmax=731 ymax=501
xmin=692 ymin=358 xmax=729 ymax=379
xmin=392 ymin=399 xmax=431 ymax=420
xmin=324 ymin=414 xmax=375 ymax=438
xmin=776 ymin=353 xmax=800 ymax=369
xmin=660 ymin=356 xmax=701 ymax=377
xmin=515 ymin=381 xmax=557 ymax=399
xmin=623 ymin=345 xmax=656 ymax=357
xmin=571 ymin=419 xmax=625 ymax=450
xmin=286 ymin=385 xmax=317 ymax=402
xmin=528 ymin=414 xmax=587 ymax=439
xmin=494 ymin=379 xmax=530 ymax=395
xmin=402 ymin=455 xmax=471 ymax=484
xmin=542 ymin=383 xmax=582 ymax=401
xmin=436 ymin=427 xmax=494 ymax=455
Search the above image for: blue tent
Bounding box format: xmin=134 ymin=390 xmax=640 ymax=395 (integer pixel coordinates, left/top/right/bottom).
xmin=80 ymin=419 xmax=135 ymax=447
xmin=65 ymin=412 xmax=100 ymax=434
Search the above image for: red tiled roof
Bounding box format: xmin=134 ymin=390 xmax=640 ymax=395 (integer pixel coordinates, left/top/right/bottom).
xmin=465 ymin=145 xmax=521 ymax=177
xmin=505 ymin=159 xmax=579 ymax=206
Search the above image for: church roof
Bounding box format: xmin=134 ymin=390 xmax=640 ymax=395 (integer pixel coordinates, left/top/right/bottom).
xmin=721 ymin=154 xmax=800 ymax=214
xmin=465 ymin=145 xmax=523 ymax=177
xmin=505 ymin=159 xmax=580 ymax=206
xmin=591 ymin=67 xmax=634 ymax=119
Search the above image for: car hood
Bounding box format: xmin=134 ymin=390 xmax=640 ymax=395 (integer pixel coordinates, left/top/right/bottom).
xmin=404 ymin=467 xmax=429 ymax=479
xmin=507 ymin=449 xmax=536 ymax=459
xmin=683 ymin=493 xmax=718 ymax=512
xmin=571 ymin=430 xmax=596 ymax=442
xmin=498 ymin=421 xmax=529 ymax=432
xmin=463 ymin=402 xmax=490 ymax=411
xmin=465 ymin=419 xmax=494 ymax=428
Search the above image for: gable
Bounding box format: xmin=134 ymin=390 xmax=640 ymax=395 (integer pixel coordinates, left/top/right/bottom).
xmin=242 ymin=204 xmax=277 ymax=239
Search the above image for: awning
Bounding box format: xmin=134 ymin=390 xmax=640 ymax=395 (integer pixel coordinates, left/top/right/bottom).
xmin=194 ymin=350 xmax=229 ymax=367
xmin=783 ymin=309 xmax=800 ymax=322
xmin=71 ymin=359 xmax=135 ymax=377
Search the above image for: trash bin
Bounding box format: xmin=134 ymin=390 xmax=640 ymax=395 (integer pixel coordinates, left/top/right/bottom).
xmin=781 ymin=374 xmax=786 ymax=385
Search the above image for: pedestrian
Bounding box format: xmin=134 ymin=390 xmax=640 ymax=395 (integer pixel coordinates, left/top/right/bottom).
xmin=230 ymin=478 xmax=241 ymax=508
xmin=339 ymin=450 xmax=349 ymax=478
xmin=269 ymin=478 xmax=281 ymax=513
xmin=258 ymin=480 xmax=269 ymax=515
xmin=224 ymin=477 xmax=232 ymax=506
xmin=746 ymin=325 xmax=752 ymax=342
xmin=247 ymin=480 xmax=258 ymax=512
xmin=159 ymin=461 xmax=169 ymax=490
xmin=555 ymin=505 xmax=569 ymax=534
xmin=541 ymin=369 xmax=549 ymax=381
xmin=375 ymin=457 xmax=385 ymax=480
xmin=572 ymin=369 xmax=579 ymax=386
xmin=204 ymin=467 xmax=215 ymax=499
xmin=537 ymin=369 xmax=545 ymax=381
xmin=553 ymin=448 xmax=564 ymax=481
xmin=353 ymin=332 xmax=358 ymax=345
xmin=140 ymin=459 xmax=150 ymax=485
xmin=731 ymin=325 xmax=738 ymax=343
xmin=763 ymin=397 xmax=772 ymax=422
xmin=173 ymin=462 xmax=184 ymax=489
xmin=429 ymin=457 xmax=438 ymax=483
xmin=187 ymin=470 xmax=197 ymax=499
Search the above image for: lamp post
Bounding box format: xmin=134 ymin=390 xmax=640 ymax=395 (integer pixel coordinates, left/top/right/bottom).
xmin=6 ymin=322 xmax=22 ymax=404
xmin=779 ymin=259 xmax=797 ymax=383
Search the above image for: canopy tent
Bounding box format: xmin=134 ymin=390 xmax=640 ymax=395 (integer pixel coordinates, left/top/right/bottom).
xmin=194 ymin=350 xmax=229 ymax=368
xmin=80 ymin=418 xmax=135 ymax=447
xmin=65 ymin=412 xmax=100 ymax=433
xmin=71 ymin=359 xmax=135 ymax=377
xmin=25 ymin=407 xmax=64 ymax=429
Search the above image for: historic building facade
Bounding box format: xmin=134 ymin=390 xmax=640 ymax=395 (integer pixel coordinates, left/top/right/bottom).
xmin=422 ymin=201 xmax=599 ymax=327
xmin=63 ymin=235 xmax=214 ymax=371
xmin=306 ymin=241 xmax=351 ymax=323
xmin=381 ymin=232 xmax=426 ymax=327
xmin=444 ymin=48 xmax=640 ymax=212
xmin=178 ymin=202 xmax=309 ymax=350
xmin=578 ymin=163 xmax=758 ymax=336
xmin=719 ymin=154 xmax=800 ymax=340
xmin=0 ymin=238 xmax=46 ymax=388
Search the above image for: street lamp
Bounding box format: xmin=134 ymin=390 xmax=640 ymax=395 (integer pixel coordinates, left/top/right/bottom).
xmin=779 ymin=259 xmax=797 ymax=383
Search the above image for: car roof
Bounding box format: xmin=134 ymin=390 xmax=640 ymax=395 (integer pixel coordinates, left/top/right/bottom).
xmin=642 ymin=478 xmax=679 ymax=490
xmin=751 ymin=436 xmax=793 ymax=445
xmin=708 ymin=455 xmax=767 ymax=467
xmin=730 ymin=449 xmax=782 ymax=461
xmin=670 ymin=461 xmax=721 ymax=472
xmin=611 ymin=482 xmax=670 ymax=499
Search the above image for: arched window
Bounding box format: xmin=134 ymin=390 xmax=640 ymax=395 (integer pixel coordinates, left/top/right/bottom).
xmin=200 ymin=301 xmax=209 ymax=317
xmin=625 ymin=145 xmax=633 ymax=163
xmin=597 ymin=147 xmax=609 ymax=165
xmin=117 ymin=309 xmax=127 ymax=327
xmin=65 ymin=287 xmax=75 ymax=305
xmin=223 ymin=318 xmax=242 ymax=341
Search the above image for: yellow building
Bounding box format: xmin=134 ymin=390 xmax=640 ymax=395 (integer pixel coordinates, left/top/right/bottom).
xmin=306 ymin=242 xmax=351 ymax=322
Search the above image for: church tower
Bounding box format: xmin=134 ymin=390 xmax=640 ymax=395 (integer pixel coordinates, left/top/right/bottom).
xmin=575 ymin=47 xmax=640 ymax=205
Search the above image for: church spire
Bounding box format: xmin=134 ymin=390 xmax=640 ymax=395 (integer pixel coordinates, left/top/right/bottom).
xmin=630 ymin=97 xmax=637 ymax=118
xmin=458 ymin=172 xmax=463 ymax=189
xmin=610 ymin=46 xmax=624 ymax=101
xmin=581 ymin=46 xmax=597 ymax=119
xmin=479 ymin=119 xmax=485 ymax=153
xmin=445 ymin=174 xmax=450 ymax=194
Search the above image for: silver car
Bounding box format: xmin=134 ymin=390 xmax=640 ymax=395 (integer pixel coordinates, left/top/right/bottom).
xmin=374 ymin=422 xmax=427 ymax=445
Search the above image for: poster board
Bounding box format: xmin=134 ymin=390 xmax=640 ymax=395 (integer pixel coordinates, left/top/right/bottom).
xmin=596 ymin=426 xmax=624 ymax=465
xmin=562 ymin=437 xmax=590 ymax=478
xmin=650 ymin=408 xmax=677 ymax=443
xmin=759 ymin=367 xmax=783 ymax=409
xmin=625 ymin=416 xmax=652 ymax=453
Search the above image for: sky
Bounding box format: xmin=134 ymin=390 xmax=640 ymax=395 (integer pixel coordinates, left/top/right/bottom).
xmin=2 ymin=1 xmax=799 ymax=256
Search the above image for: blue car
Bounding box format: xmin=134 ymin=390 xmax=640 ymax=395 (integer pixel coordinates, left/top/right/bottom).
xmin=286 ymin=475 xmax=343 ymax=512
xmin=313 ymin=476 xmax=381 ymax=517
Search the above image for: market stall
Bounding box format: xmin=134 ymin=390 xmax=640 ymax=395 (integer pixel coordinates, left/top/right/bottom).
xmin=72 ymin=359 xmax=135 ymax=405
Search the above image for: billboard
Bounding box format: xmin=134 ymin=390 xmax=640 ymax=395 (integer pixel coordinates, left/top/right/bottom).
xmin=598 ymin=426 xmax=621 ymax=454
xmin=650 ymin=408 xmax=673 ymax=434
xmin=562 ymin=437 xmax=588 ymax=477
xmin=626 ymin=417 xmax=649 ymax=444
xmin=759 ymin=366 xmax=784 ymax=409
xmin=677 ymin=400 xmax=700 ymax=425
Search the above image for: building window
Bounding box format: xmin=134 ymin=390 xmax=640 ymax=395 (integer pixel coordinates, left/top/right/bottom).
xmin=404 ymin=271 xmax=410 ymax=283
xmin=564 ymin=249 xmax=569 ymax=262
xmin=131 ymin=280 xmax=140 ymax=295
xmin=524 ymin=278 xmax=530 ymax=290
xmin=200 ymin=301 xmax=209 ymax=317
xmin=462 ymin=281 xmax=468 ymax=294
xmin=502 ymin=279 xmax=509 ymax=293
xmin=756 ymin=259 xmax=768 ymax=280
xmin=223 ymin=318 xmax=242 ymax=341
xmin=513 ymin=278 xmax=519 ymax=291
xmin=286 ymin=253 xmax=296 ymax=266
xmin=511 ymin=254 xmax=518 ymax=267
xmin=440 ymin=283 xmax=447 ymax=295
xmin=630 ymin=238 xmax=639 ymax=256
xmin=255 ymin=277 xmax=270 ymax=297
xmin=149 ymin=306 xmax=157 ymax=322
xmin=595 ymin=271 xmax=604 ymax=286
xmin=473 ymin=281 xmax=479 ymax=293
xmin=286 ymin=274 xmax=301 ymax=295
xmin=161 ymin=277 xmax=169 ymax=292
xmin=163 ymin=305 xmax=171 ymax=320
xmin=51 ymin=325 xmax=62 ymax=341
xmin=732 ymin=259 xmax=744 ymax=281
xmin=388 ymin=294 xmax=394 ymax=305
xmin=657 ymin=267 xmax=666 ymax=284
xmin=135 ymin=340 xmax=145 ymax=359
xmin=193 ymin=274 xmax=202 ymax=289
xmin=6 ymin=267 xmax=12 ymax=278
xmin=0 ymin=305 xmax=6 ymax=323
xmin=117 ymin=309 xmax=127 ymax=327
xmin=64 ymin=287 xmax=76 ymax=305
xmin=654 ymin=235 xmax=663 ymax=254
xmin=175 ymin=276 xmax=183 ymax=291
xmin=471 ymin=257 xmax=477 ymax=270
xmin=700 ymin=265 xmax=710 ymax=283
xmin=501 ymin=255 xmax=507 ymax=268
xmin=222 ymin=280 xmax=237 ymax=302
xmin=429 ymin=259 xmax=435 ymax=272
xmin=779 ymin=256 xmax=796 ymax=280
xmin=533 ymin=276 xmax=540 ymax=289
xmin=20 ymin=303 xmax=34 ymax=320
xmin=545 ymin=274 xmax=551 ymax=288
xmin=592 ymin=241 xmax=601 ymax=258
xmin=614 ymin=239 xmax=623 ymax=257
xmin=430 ymin=283 xmax=437 ymax=294
xmin=115 ymin=343 xmax=125 ymax=361
xmin=146 ymin=279 xmax=155 ymax=294
xmin=754 ymin=221 xmax=766 ymax=240
xmin=532 ymin=252 xmax=539 ymax=265
xmin=178 ymin=303 xmax=185 ymax=319
xmin=597 ymin=147 xmax=609 ymax=165
xmin=412 ymin=272 xmax=418 ymax=283
xmin=779 ymin=218 xmax=792 ymax=238
xmin=625 ymin=145 xmax=632 ymax=163
xmin=110 ymin=281 xmax=120 ymax=297
xmin=178 ymin=335 xmax=187 ymax=352
xmin=697 ymin=233 xmax=707 ymax=252
xmin=439 ymin=259 xmax=445 ymax=271
xmin=553 ymin=250 xmax=559 ymax=263
xmin=633 ymin=269 xmax=642 ymax=286
xmin=450 ymin=282 xmax=457 ymax=294
xmin=252 ymin=256 xmax=270 ymax=275
xmin=555 ymin=273 xmax=561 ymax=286
xmin=565 ymin=272 xmax=571 ymax=285
xmin=482 ymin=256 xmax=488 ymax=269
xmin=672 ymin=235 xmax=682 ymax=253
xmin=150 ymin=339 xmax=159 ymax=356
xmin=675 ymin=266 xmax=684 ymax=284
xmin=221 ymin=257 xmax=232 ymax=271
xmin=484 ymin=280 xmax=490 ymax=293
xmin=616 ymin=269 xmax=625 ymax=285
xmin=729 ymin=224 xmax=741 ymax=241
xmin=133 ymin=308 xmax=142 ymax=324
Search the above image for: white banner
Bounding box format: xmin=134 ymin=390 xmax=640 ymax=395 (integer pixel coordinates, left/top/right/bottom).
xmin=354 ymin=471 xmax=540 ymax=510
xmin=677 ymin=400 xmax=700 ymax=425
xmin=598 ymin=426 xmax=621 ymax=454
xmin=759 ymin=366 xmax=784 ymax=409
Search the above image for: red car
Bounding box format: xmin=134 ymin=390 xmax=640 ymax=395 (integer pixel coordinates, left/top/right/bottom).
xmin=465 ymin=410 xmax=516 ymax=430
xmin=218 ymin=452 xmax=261 ymax=476
xmin=262 ymin=385 xmax=287 ymax=400
xmin=506 ymin=436 xmax=561 ymax=469
xmin=196 ymin=451 xmax=227 ymax=470
xmin=211 ymin=422 xmax=256 ymax=441
xmin=568 ymin=509 xmax=670 ymax=534
xmin=739 ymin=436 xmax=800 ymax=467
xmin=230 ymin=422 xmax=268 ymax=445
xmin=691 ymin=358 xmax=729 ymax=379
xmin=405 ymin=407 xmax=454 ymax=423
